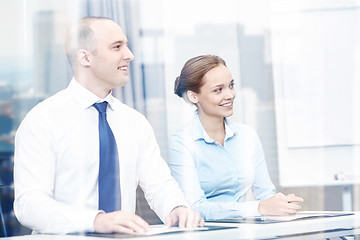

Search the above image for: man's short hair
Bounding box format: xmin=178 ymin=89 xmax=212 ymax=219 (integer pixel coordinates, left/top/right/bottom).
xmin=64 ymin=17 xmax=113 ymax=72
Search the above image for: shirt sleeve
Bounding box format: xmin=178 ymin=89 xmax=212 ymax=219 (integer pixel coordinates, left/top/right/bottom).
xmin=168 ymin=132 xmax=275 ymax=220
xmin=136 ymin=117 xmax=189 ymax=222
xmin=13 ymin=109 xmax=100 ymax=234
xmin=251 ymin=134 xmax=277 ymax=201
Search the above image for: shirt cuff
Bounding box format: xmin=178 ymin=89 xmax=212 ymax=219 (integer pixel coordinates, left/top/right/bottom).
xmin=235 ymin=200 xmax=261 ymax=217
xmin=79 ymin=210 xmax=104 ymax=233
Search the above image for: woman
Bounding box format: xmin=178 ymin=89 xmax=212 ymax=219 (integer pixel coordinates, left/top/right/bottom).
xmin=167 ymin=55 xmax=303 ymax=220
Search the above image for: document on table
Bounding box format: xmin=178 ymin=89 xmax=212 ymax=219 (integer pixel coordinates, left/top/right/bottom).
xmin=248 ymin=211 xmax=353 ymax=221
xmin=74 ymin=225 xmax=234 ymax=238
xmin=208 ymin=211 xmax=354 ymax=224
xmin=134 ymin=225 xmax=209 ymax=236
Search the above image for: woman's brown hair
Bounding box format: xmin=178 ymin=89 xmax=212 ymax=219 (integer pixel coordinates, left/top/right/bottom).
xmin=174 ymin=55 xmax=226 ymax=98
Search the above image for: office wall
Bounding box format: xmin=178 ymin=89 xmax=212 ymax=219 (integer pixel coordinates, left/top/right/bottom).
xmin=272 ymin=1 xmax=360 ymax=188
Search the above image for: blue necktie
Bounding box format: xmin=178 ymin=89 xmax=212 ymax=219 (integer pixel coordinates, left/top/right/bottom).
xmin=93 ymin=102 xmax=121 ymax=212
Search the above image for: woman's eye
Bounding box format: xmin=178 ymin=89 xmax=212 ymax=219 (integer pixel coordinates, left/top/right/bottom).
xmin=215 ymin=88 xmax=222 ymax=93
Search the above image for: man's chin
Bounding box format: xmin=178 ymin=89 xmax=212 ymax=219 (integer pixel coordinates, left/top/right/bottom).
xmin=115 ymin=78 xmax=130 ymax=88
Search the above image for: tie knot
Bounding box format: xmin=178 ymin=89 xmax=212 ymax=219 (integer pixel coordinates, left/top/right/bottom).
xmin=93 ymin=102 xmax=108 ymax=113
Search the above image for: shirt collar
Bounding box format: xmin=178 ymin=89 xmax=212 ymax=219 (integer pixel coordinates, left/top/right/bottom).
xmin=192 ymin=110 xmax=236 ymax=143
xmin=68 ymin=78 xmax=116 ymax=111
xmin=224 ymin=118 xmax=235 ymax=141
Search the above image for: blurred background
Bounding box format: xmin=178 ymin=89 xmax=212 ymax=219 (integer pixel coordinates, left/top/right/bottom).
xmin=0 ymin=0 xmax=359 ymax=236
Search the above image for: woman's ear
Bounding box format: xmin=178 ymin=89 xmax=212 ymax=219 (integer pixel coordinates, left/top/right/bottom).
xmin=187 ymin=90 xmax=199 ymax=104
xmin=78 ymin=49 xmax=91 ymax=67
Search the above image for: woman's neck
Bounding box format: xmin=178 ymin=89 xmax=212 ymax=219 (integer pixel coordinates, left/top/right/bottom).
xmin=198 ymin=112 xmax=226 ymax=146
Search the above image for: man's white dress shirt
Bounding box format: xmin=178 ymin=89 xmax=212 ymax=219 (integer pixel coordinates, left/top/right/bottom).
xmin=14 ymin=79 xmax=188 ymax=234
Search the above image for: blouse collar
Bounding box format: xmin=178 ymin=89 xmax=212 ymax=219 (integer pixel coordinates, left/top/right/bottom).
xmin=192 ymin=110 xmax=235 ymax=143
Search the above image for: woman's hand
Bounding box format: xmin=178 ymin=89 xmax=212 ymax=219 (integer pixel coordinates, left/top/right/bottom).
xmin=258 ymin=193 xmax=304 ymax=216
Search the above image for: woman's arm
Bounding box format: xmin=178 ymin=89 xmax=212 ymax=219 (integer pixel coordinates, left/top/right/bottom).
xmin=168 ymin=133 xmax=262 ymax=220
xmin=251 ymin=133 xmax=303 ymax=215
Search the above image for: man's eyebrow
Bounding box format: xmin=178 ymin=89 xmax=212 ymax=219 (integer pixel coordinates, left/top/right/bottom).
xmin=111 ymin=40 xmax=127 ymax=45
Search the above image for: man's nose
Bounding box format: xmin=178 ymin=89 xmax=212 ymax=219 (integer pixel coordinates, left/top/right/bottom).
xmin=124 ymin=46 xmax=134 ymax=61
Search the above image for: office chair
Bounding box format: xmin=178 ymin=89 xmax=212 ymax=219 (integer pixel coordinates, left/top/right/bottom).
xmin=0 ymin=200 xmax=7 ymax=237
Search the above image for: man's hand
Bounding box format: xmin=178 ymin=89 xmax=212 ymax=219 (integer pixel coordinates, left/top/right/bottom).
xmin=258 ymin=193 xmax=304 ymax=216
xmin=164 ymin=206 xmax=204 ymax=228
xmin=94 ymin=211 xmax=151 ymax=234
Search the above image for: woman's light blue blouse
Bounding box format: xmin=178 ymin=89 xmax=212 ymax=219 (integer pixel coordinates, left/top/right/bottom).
xmin=167 ymin=111 xmax=276 ymax=220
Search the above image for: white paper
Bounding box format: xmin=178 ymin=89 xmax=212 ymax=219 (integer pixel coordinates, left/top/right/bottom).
xmin=247 ymin=211 xmax=351 ymax=222
xmin=133 ymin=225 xmax=208 ymax=236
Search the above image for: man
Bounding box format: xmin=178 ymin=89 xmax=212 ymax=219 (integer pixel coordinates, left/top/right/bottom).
xmin=14 ymin=17 xmax=204 ymax=234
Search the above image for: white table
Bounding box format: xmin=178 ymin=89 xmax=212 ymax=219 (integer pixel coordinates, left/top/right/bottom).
xmin=3 ymin=211 xmax=360 ymax=240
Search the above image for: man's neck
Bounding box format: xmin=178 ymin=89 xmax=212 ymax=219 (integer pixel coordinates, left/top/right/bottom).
xmin=74 ymin=73 xmax=111 ymax=99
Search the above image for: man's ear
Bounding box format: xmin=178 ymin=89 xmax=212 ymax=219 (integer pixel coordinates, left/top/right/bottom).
xmin=187 ymin=90 xmax=199 ymax=104
xmin=78 ymin=49 xmax=91 ymax=67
